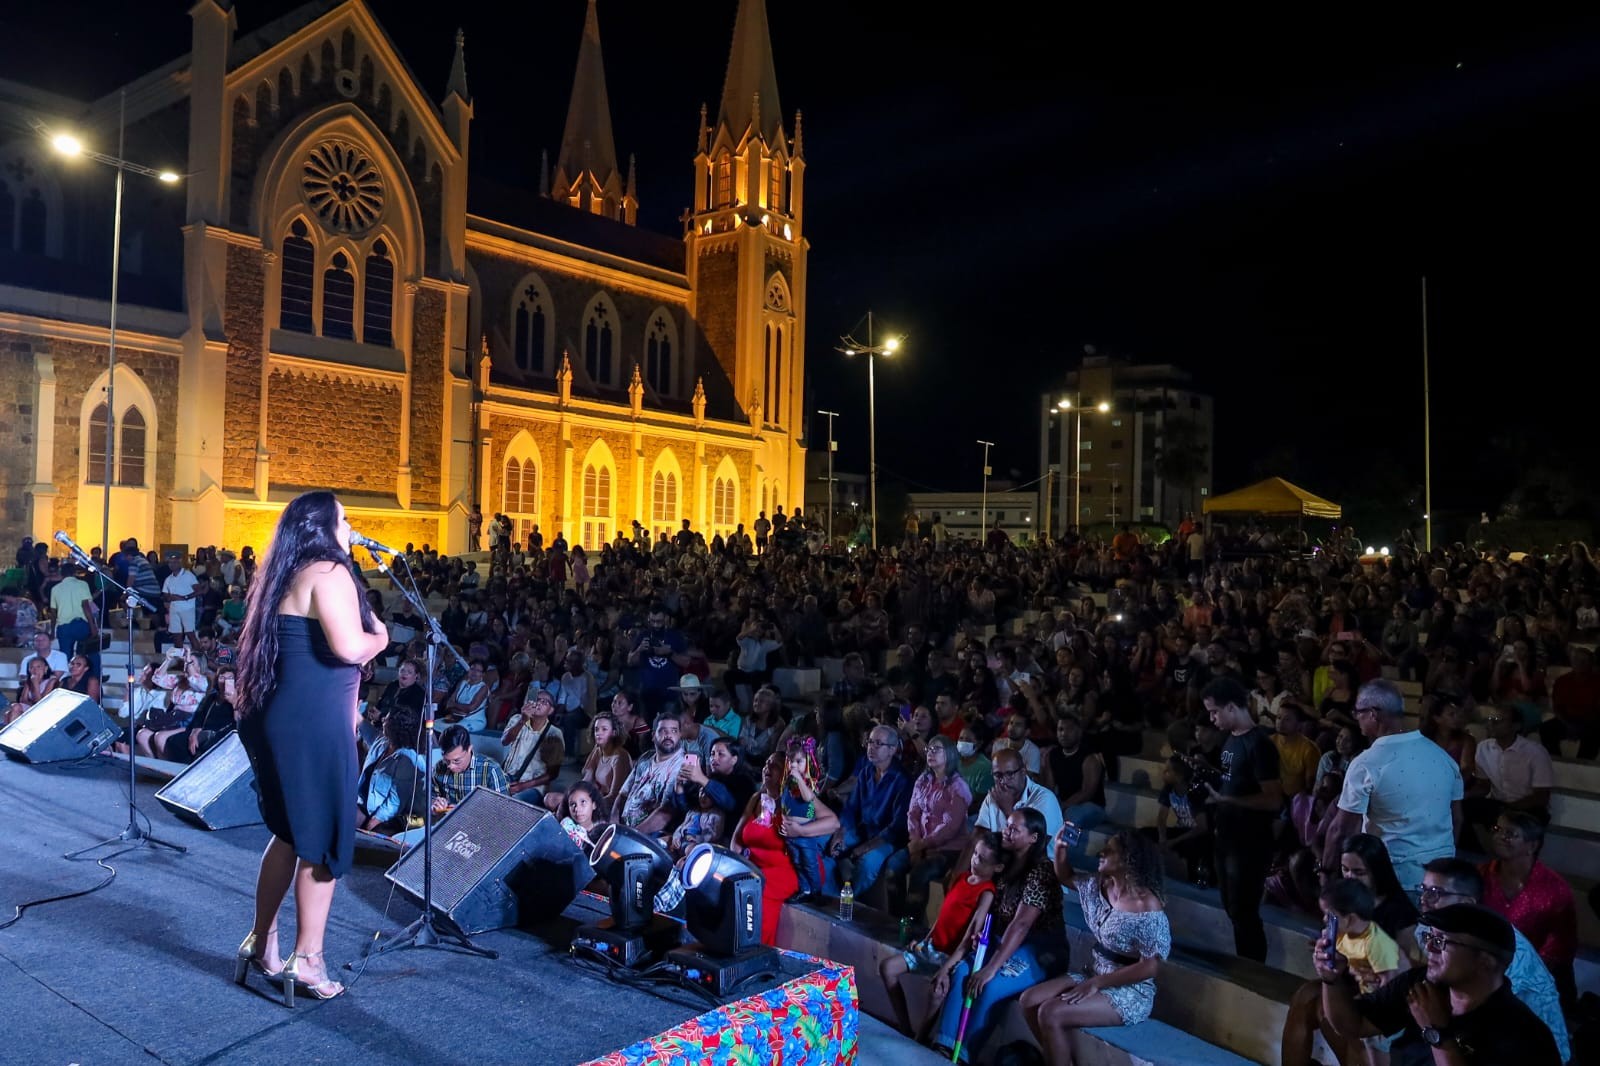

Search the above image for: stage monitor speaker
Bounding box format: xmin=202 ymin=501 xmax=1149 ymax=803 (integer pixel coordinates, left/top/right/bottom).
xmin=385 ymin=786 xmax=590 ymax=935
xmin=154 ymin=731 xmax=262 ymax=830
xmin=0 ymin=689 xmax=119 ymax=763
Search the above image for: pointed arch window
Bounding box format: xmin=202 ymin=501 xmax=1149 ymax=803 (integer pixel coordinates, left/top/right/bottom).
xmin=584 ymin=303 xmax=615 ymax=386
xmin=118 ymin=408 xmax=147 ymax=486
xmin=767 ymin=156 xmax=783 ymax=212
xmin=514 ymin=284 xmax=549 ymax=373
xmin=652 ymin=470 xmax=678 ymax=536
xmin=714 ymin=155 xmax=733 ymax=209
xmin=581 ymin=463 xmax=612 ymax=549
xmin=363 ymin=240 xmax=394 ymax=347
xmin=712 ymin=476 xmax=737 ymax=538
xmin=503 ymin=454 xmax=539 ymax=546
xmin=280 ymin=219 xmax=316 ymax=333
xmin=646 ymin=316 xmax=673 ymax=396
xmin=86 ymin=403 xmax=110 ymax=486
xmin=322 ymin=251 xmax=355 ymax=340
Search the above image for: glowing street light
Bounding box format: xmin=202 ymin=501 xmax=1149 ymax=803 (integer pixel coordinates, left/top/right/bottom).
xmin=837 ymin=312 xmax=905 ymax=549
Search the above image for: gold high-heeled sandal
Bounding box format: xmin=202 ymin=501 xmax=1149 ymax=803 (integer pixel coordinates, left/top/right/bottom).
xmin=279 ymin=951 xmax=344 ymax=1007
xmin=233 ymin=932 xmax=282 ymax=986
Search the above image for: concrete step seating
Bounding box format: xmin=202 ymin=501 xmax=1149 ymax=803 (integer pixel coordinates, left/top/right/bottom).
xmin=777 ymin=901 xmax=1262 ymax=1066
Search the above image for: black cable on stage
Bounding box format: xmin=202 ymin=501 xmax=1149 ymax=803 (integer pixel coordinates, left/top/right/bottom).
xmin=0 ymin=806 xmax=156 ymax=931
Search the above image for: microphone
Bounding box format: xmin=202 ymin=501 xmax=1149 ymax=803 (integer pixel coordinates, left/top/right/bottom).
xmin=54 ymin=530 xmax=93 ymax=561
xmin=349 ymin=530 xmax=399 ymax=555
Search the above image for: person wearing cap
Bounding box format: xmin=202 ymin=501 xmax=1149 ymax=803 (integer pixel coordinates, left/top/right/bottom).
xmin=1315 ymin=902 xmax=1561 ymax=1065
xmin=1322 ymin=679 xmax=1463 ymax=894
xmin=162 ymin=549 xmax=201 ymax=640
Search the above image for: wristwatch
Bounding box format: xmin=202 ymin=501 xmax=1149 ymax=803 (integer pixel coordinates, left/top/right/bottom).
xmin=1420 ymin=1025 xmax=1454 ymax=1047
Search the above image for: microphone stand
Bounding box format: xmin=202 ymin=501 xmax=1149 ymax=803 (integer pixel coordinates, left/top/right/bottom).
xmin=61 ymin=548 xmax=186 ymax=857
xmin=356 ymin=548 xmax=495 ymax=963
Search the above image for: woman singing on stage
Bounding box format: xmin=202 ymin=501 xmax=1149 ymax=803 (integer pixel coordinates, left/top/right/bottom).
xmin=232 ymin=492 xmax=388 ymax=1005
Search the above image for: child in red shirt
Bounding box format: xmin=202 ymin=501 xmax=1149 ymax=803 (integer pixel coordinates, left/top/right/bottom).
xmin=878 ymin=828 xmax=1002 ymax=1038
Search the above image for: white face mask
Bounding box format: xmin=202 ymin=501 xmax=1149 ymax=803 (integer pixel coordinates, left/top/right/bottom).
xmin=957 ymin=741 xmax=976 ymax=757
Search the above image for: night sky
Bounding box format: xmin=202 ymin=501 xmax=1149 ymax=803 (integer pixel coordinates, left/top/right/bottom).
xmin=9 ymin=3 xmax=1600 ymax=536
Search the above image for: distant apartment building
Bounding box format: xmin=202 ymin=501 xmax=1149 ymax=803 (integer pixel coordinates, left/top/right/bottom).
xmin=907 ymin=485 xmax=1038 ymax=543
xmin=1039 ymin=353 xmax=1214 ymax=534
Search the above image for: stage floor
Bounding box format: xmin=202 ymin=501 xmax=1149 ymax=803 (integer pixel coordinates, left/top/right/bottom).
xmin=0 ymin=754 xmax=947 ymax=1066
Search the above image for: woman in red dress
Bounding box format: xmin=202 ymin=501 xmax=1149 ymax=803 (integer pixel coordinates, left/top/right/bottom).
xmin=734 ymin=751 xmax=839 ymax=944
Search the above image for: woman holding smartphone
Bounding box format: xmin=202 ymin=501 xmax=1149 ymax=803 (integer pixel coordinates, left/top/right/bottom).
xmin=1019 ymin=828 xmax=1170 ymax=1063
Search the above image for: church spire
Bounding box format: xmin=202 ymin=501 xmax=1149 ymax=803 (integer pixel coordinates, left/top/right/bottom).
xmin=445 ymin=27 xmax=470 ymax=103
xmin=551 ymin=0 xmax=630 ymax=222
xmin=716 ymin=0 xmax=782 ymax=145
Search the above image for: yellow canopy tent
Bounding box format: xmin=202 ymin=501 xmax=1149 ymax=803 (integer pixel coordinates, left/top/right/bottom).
xmin=1201 ymin=477 xmax=1342 ymax=519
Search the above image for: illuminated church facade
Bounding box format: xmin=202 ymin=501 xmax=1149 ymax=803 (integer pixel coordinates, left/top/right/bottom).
xmin=0 ymin=0 xmax=808 ymax=555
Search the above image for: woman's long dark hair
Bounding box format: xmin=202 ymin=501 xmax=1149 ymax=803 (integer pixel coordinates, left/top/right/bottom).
xmin=1339 ymin=832 xmax=1406 ymax=904
xmin=235 ymin=491 xmax=374 ymax=717
xmin=1002 ymin=806 xmax=1051 ymax=882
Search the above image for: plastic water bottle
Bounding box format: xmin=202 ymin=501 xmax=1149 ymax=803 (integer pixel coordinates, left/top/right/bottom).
xmin=838 ymin=881 xmax=854 ymax=922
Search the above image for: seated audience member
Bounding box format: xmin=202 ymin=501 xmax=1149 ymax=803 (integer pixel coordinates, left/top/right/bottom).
xmin=1419 ymin=690 xmax=1476 ymax=781
xmin=678 ymin=735 xmax=757 ymax=840
xmin=739 ymin=685 xmax=786 ymax=769
xmin=138 ymin=649 xmax=209 ymax=757
xmin=1043 ymin=713 xmax=1106 ymax=836
xmin=894 ymin=734 xmax=973 ymax=919
xmin=612 ymin=711 xmax=690 ymax=837
xmin=1479 ymin=810 xmax=1579 ymax=1011
xmin=1019 ymin=830 xmax=1170 ymax=1065
xmin=18 ymin=628 xmax=69 ymax=678
xmin=1540 ymin=643 xmax=1600 ymax=759
xmin=162 ymin=665 xmax=238 ymax=763
xmin=559 ymin=780 xmax=607 ymax=852
xmin=930 ymin=808 xmax=1064 ymax=1062
xmin=1139 ymin=755 xmax=1213 ymax=884
xmin=1313 ymin=903 xmax=1561 ymax=1066
xmin=733 ymin=752 xmax=839 ymax=945
xmin=440 ymin=658 xmax=490 ymax=730
xmin=608 ymin=690 xmax=652 ymax=758
xmin=5 ymin=654 xmax=57 ymax=725
xmin=777 ymin=738 xmax=832 ymax=899
xmin=991 ymin=712 xmax=1042 ymax=778
xmin=1416 ymin=858 xmax=1570 ymax=1063
xmin=827 ymin=724 xmax=914 ymax=899
xmin=1322 ymin=876 xmax=1404 ymax=1066
xmin=374 ymin=659 xmax=426 ymax=722
xmin=431 ymin=724 xmax=508 ymax=811
xmin=977 ymin=748 xmax=1065 ymax=841
xmin=1464 ymin=706 xmax=1554 ymax=842
xmin=956 ymin=721 xmax=993 ymax=814
xmin=581 ymin=712 xmax=634 ymax=815
xmin=357 ymin=703 xmax=427 ymax=834
xmin=1272 ymin=702 xmax=1323 ymax=800
xmin=669 ymin=783 xmax=725 ymax=860
xmin=879 ymin=828 xmax=1002 ymax=1038
xmin=500 ymin=689 xmax=564 ymax=806
xmin=1313 ymin=725 xmax=1364 ymax=797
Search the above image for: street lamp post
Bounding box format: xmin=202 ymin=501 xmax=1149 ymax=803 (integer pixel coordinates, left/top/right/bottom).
xmin=1058 ymin=396 xmax=1109 ymax=533
xmin=837 ymin=312 xmax=903 ymax=550
xmin=977 ymin=440 xmax=994 ymax=541
xmin=817 ymin=409 xmax=839 ymax=546
xmin=42 ymin=92 xmax=181 ymax=557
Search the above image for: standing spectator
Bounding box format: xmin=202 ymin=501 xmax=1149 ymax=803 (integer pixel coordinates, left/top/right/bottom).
xmin=1323 ymin=679 xmax=1462 ymax=893
xmin=627 ymin=604 xmax=689 ymax=721
xmin=1464 ymin=707 xmax=1554 ymax=841
xmin=1198 ymin=677 xmax=1282 ymax=962
xmin=162 ymin=550 xmax=201 ymax=642
xmin=1479 ymin=810 xmax=1578 ymax=1011
xmin=468 ymin=504 xmax=483 ymax=552
xmin=49 ymin=563 xmax=97 ymax=669
xmin=1541 ymin=643 xmax=1600 ymax=759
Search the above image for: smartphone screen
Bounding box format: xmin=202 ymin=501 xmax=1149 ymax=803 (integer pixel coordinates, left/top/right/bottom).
xmin=1323 ymin=912 xmax=1339 ymax=959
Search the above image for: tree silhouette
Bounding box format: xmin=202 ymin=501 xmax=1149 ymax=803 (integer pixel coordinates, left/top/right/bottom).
xmin=1154 ymin=415 xmax=1210 ymax=517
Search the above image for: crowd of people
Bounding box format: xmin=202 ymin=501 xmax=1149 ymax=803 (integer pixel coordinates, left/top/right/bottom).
xmin=6 ymin=512 xmax=1596 ymax=1062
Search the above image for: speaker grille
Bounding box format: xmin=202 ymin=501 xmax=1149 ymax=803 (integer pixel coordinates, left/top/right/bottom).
xmin=385 ymin=787 xmax=549 ymax=912
xmin=155 ymin=732 xmax=252 ymax=811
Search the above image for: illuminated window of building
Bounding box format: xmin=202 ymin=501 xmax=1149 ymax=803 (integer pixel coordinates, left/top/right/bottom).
xmin=712 ymin=477 xmax=736 ymax=536
xmin=363 ymin=239 xmax=394 ymax=347
xmin=582 ymin=463 xmax=612 ymax=549
xmin=86 ymin=403 xmax=110 ymax=485
xmin=322 ymin=251 xmax=356 ymax=340
xmin=767 ymin=156 xmax=783 ymax=212
xmin=118 ymin=407 xmax=146 ymax=486
xmin=280 ymin=219 xmax=316 ymax=333
xmin=503 ymin=454 xmax=539 ymax=545
xmin=652 ymin=470 xmax=677 ymax=536
xmin=714 ymin=155 xmax=732 ymax=208
xmin=584 ymin=302 xmax=615 ymax=385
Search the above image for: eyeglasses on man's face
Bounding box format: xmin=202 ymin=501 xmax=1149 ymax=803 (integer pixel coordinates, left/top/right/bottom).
xmin=1417 ymin=930 xmax=1471 ymax=954
xmin=1415 ymin=884 xmax=1468 ymax=903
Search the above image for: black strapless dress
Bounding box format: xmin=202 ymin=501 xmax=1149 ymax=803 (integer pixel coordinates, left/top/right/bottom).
xmin=239 ymin=615 xmax=359 ymax=878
